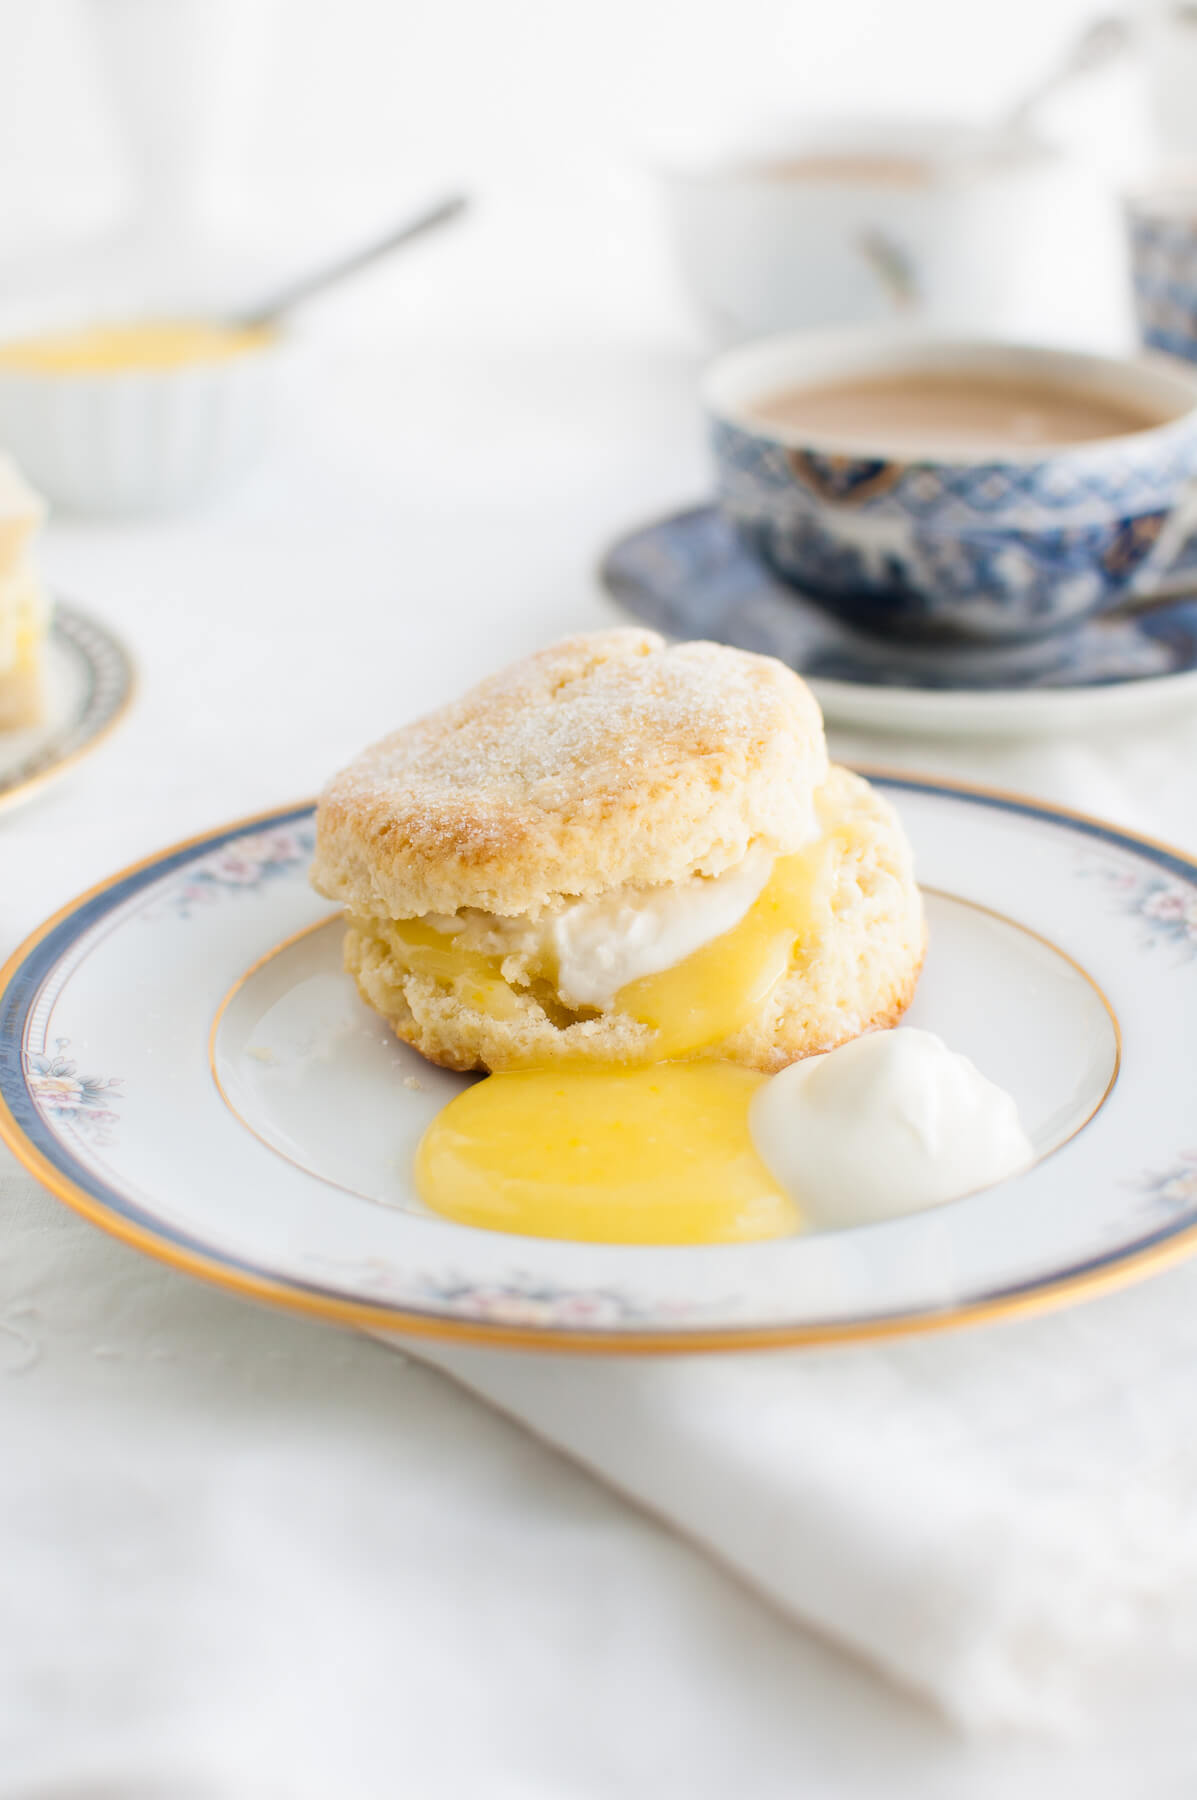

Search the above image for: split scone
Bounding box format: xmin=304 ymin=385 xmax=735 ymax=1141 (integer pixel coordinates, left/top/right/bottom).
xmin=311 ymin=629 xmax=925 ymax=1073
xmin=0 ymin=455 xmax=48 ymax=732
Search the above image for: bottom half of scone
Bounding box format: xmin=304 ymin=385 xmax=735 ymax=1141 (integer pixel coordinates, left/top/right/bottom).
xmin=343 ymin=765 xmax=926 ymax=1074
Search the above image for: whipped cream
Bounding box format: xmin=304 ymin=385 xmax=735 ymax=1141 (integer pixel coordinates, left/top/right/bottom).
xmin=546 ymin=845 xmax=775 ymax=1007
xmin=430 ymin=843 xmax=778 ymax=1008
xmin=750 ymin=1027 xmax=1033 ymax=1228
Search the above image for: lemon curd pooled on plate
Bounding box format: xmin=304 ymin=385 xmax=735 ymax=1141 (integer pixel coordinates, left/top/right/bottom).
xmin=0 ymin=453 xmax=48 ymax=731
xmin=311 ymin=629 xmax=926 ymax=1245
xmin=415 ymin=1063 xmax=799 ymax=1245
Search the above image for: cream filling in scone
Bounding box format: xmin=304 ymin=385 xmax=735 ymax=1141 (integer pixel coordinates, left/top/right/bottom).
xmin=423 ymin=838 xmax=779 ymax=1008
xmin=349 ymin=837 xmax=779 ymax=1032
xmin=342 ymin=765 xmax=923 ymax=1071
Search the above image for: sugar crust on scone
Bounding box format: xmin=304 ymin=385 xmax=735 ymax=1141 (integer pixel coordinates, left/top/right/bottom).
xmin=311 ymin=628 xmax=829 ymax=920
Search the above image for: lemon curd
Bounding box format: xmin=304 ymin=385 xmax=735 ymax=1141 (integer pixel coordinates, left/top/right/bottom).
xmin=403 ymin=815 xmax=875 ymax=1244
xmin=618 ymin=837 xmax=832 ymax=1057
xmin=374 ymin=915 xmax=525 ymax=1022
xmin=415 ymin=1063 xmax=799 ymax=1245
xmin=0 ymin=320 xmax=274 ymax=376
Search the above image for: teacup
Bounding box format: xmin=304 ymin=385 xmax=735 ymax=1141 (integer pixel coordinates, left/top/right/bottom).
xmin=704 ymin=326 xmax=1197 ymax=644
xmin=661 ymin=117 xmax=1063 ymax=344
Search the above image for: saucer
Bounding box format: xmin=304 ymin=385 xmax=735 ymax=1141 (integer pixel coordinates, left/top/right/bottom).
xmin=2 ymin=778 xmax=1194 ymax=1352
xmin=0 ymin=602 xmax=135 ymax=812
xmin=600 ymin=506 xmax=1197 ymax=737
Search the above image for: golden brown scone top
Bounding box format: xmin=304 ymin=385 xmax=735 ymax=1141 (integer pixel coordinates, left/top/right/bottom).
xmin=311 ymin=628 xmax=828 ymax=919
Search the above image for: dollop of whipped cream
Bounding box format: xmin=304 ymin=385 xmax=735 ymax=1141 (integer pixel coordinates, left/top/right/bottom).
xmin=750 ymin=1027 xmax=1033 ymax=1228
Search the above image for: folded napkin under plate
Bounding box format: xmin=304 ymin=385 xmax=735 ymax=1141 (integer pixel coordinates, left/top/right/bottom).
xmin=382 ymin=1256 xmax=1197 ymax=1732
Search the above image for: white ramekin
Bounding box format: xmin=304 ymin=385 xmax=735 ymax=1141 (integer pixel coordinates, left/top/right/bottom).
xmin=0 ymin=336 xmax=282 ymax=516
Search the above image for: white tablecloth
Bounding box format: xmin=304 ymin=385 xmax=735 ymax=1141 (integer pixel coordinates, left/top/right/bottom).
xmin=6 ymin=318 xmax=1197 ymax=1797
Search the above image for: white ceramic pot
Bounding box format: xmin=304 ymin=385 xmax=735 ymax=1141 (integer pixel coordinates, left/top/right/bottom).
xmin=661 ymin=117 xmax=1068 ymax=344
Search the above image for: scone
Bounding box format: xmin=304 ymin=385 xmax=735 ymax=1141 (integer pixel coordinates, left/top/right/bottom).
xmin=0 ymin=455 xmax=48 ymax=732
xmin=311 ymin=629 xmax=925 ymax=1072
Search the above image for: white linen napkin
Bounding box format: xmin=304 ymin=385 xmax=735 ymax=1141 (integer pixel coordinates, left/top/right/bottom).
xmin=384 ymin=1256 xmax=1197 ymax=1731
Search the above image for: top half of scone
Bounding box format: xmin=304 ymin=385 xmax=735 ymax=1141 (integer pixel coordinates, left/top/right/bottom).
xmin=311 ymin=629 xmax=924 ymax=1074
xmin=312 ymin=628 xmax=829 ymax=921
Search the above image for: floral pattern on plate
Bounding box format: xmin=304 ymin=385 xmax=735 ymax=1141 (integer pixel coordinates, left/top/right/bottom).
xmin=26 ymin=1039 xmax=122 ymax=1145
xmin=151 ymin=824 xmax=316 ymax=919
xmin=1137 ymin=1150 xmax=1197 ymax=1221
xmin=1080 ymin=857 xmax=1197 ymax=957
xmin=308 ymin=1260 xmax=723 ymax=1328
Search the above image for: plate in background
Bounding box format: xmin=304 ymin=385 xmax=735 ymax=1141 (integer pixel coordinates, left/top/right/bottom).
xmin=0 ymin=775 xmax=1194 ymax=1353
xmin=0 ymin=602 xmax=135 ymax=812
xmin=601 ymin=506 xmax=1197 ymax=737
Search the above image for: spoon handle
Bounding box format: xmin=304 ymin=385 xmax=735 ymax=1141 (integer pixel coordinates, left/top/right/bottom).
xmin=237 ymin=193 xmax=470 ymax=330
xmin=1002 ymin=13 xmax=1131 ymax=137
xmin=1103 ymin=581 xmax=1197 ymax=622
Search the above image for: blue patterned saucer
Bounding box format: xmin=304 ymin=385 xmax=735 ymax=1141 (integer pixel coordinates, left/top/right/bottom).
xmin=600 ymin=506 xmax=1197 ymax=737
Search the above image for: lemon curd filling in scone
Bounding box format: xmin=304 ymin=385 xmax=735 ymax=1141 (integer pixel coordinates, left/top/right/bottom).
xmin=0 ymin=455 xmax=49 ymax=732
xmin=311 ymin=629 xmax=925 ymax=1075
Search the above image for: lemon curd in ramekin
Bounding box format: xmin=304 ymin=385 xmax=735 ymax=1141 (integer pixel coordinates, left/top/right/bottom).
xmin=0 ymin=316 xmax=281 ymax=515
xmin=0 ymin=319 xmax=273 ymax=375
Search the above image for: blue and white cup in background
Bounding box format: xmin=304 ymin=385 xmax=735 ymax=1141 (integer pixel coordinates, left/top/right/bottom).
xmin=1127 ymin=180 xmax=1197 ymax=363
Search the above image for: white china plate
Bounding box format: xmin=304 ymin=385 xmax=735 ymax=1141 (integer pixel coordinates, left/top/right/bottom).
xmin=0 ymin=602 xmax=135 ymax=812
xmin=1 ymin=774 xmax=1194 ymax=1353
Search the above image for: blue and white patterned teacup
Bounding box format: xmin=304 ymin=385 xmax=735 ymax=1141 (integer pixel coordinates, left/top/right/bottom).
xmin=705 ymin=327 xmax=1197 ymax=644
xmin=1128 ymin=190 xmax=1197 ymax=364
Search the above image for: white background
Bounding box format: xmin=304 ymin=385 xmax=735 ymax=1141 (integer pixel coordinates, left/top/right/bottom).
xmin=0 ymin=0 xmax=1168 ymax=337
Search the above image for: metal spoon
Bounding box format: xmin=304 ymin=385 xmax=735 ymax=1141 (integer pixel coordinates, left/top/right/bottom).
xmin=233 ymin=192 xmax=470 ymax=332
xmin=1104 ymin=578 xmax=1197 ymax=621
xmin=1000 ymin=13 xmax=1134 ymax=138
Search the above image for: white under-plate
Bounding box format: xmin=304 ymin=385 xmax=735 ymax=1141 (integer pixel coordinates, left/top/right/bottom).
xmin=0 ymin=602 xmax=135 ymax=811
xmin=1 ymin=775 xmax=1194 ymax=1352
